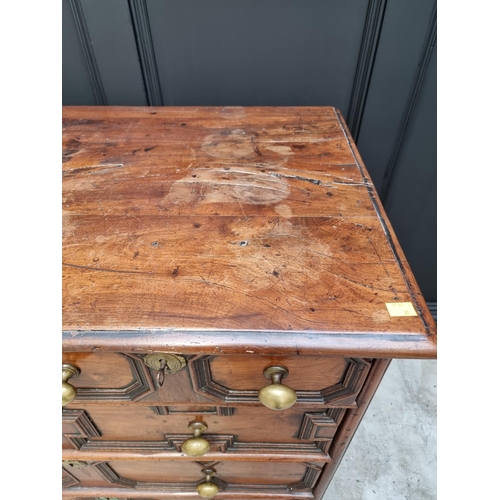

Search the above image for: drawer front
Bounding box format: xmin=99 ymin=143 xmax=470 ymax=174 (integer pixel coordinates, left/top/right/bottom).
xmin=68 ymin=498 xmax=314 ymax=500
xmin=68 ymin=497 xmax=313 ymax=500
xmin=63 ymin=405 xmax=345 ymax=460
xmin=62 ymin=459 xmax=323 ymax=497
xmin=62 ymin=352 xmax=371 ymax=407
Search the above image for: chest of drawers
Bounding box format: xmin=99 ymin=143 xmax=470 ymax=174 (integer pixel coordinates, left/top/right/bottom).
xmin=62 ymin=106 xmax=437 ymax=499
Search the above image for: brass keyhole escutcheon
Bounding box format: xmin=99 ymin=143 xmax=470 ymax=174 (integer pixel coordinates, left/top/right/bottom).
xmin=258 ymin=365 xmax=297 ymax=410
xmin=144 ymin=353 xmax=187 ymax=387
xmin=196 ymin=468 xmax=219 ymax=498
xmin=181 ymin=421 xmax=211 ymax=457
xmin=62 ymin=364 xmax=80 ymax=406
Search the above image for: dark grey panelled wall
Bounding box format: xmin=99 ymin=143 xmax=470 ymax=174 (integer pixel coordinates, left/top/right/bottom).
xmin=62 ymin=0 xmax=437 ymax=308
xmin=146 ymin=0 xmax=367 ymax=108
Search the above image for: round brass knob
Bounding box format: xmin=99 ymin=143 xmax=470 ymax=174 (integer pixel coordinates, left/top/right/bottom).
xmin=62 ymin=364 xmax=80 ymax=406
xmin=181 ymin=421 xmax=211 ymax=457
xmin=258 ymin=366 xmax=297 ymax=410
xmin=196 ymin=468 xmax=219 ymax=498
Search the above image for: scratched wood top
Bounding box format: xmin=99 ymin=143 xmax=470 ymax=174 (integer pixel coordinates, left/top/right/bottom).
xmin=62 ymin=107 xmax=436 ymax=358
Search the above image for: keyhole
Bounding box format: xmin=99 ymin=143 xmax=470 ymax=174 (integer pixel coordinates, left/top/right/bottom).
xmin=157 ymin=358 xmax=167 ymax=387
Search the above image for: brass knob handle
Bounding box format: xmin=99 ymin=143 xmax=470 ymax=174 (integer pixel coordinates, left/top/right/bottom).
xmin=196 ymin=468 xmax=219 ymax=498
xmin=258 ymin=366 xmax=297 ymax=410
xmin=62 ymin=364 xmax=80 ymax=406
xmin=181 ymin=421 xmax=211 ymax=457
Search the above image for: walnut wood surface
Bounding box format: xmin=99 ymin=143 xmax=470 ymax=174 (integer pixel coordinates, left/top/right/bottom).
xmin=67 ymin=460 xmax=310 ymax=484
xmin=62 ymin=106 xmax=436 ymax=359
xmin=62 ymin=460 xmax=322 ymax=498
xmin=62 ymin=353 xmax=369 ymax=406
xmin=62 ymin=352 xmax=137 ymax=388
xmin=156 ymin=460 xmax=303 ymax=483
xmin=62 ymin=405 xmax=344 ymax=464
xmin=313 ymin=358 xmax=391 ymax=500
xmin=62 ymin=352 xmax=212 ymax=404
xmin=65 ymin=491 xmax=313 ymax=500
xmin=209 ymin=356 xmax=346 ymax=390
xmin=62 ymin=405 xmax=326 ymax=445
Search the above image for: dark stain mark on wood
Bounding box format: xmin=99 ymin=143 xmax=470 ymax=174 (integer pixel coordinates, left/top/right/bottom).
xmin=133 ymin=251 xmax=140 ymax=259
xmin=65 ymin=139 xmax=81 ymax=149
xmin=62 ymin=164 xmax=124 ymax=177
xmin=172 ymin=266 xmax=179 ymax=277
xmin=63 ymin=139 xmax=81 ymax=162
xmin=63 ymin=262 xmax=150 ymax=275
xmin=144 ymin=147 xmax=156 ymax=152
xmin=253 ymin=145 xmax=262 ymax=156
xmin=269 ymin=172 xmax=322 ymax=186
xmin=63 ymin=118 xmax=104 ymax=128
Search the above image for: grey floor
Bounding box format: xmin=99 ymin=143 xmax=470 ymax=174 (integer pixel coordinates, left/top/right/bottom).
xmin=323 ymin=359 xmax=437 ymax=500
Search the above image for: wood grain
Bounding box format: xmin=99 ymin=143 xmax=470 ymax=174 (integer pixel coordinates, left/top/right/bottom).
xmin=62 ymin=351 xmax=134 ymax=388
xmin=106 ymin=460 xmax=308 ymax=483
xmin=62 ymin=106 xmax=436 ymax=359
xmin=65 ymin=490 xmax=314 ymax=499
xmin=62 ymin=353 xmax=368 ymax=406
xmin=62 ymin=405 xmax=329 ymax=446
xmin=312 ymin=358 xmax=391 ymax=499
xmin=208 ymin=355 xmax=347 ymax=391
xmin=62 ymin=459 xmax=321 ymax=497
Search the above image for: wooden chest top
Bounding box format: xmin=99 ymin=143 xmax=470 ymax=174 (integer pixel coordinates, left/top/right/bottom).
xmin=62 ymin=106 xmax=436 ymax=358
